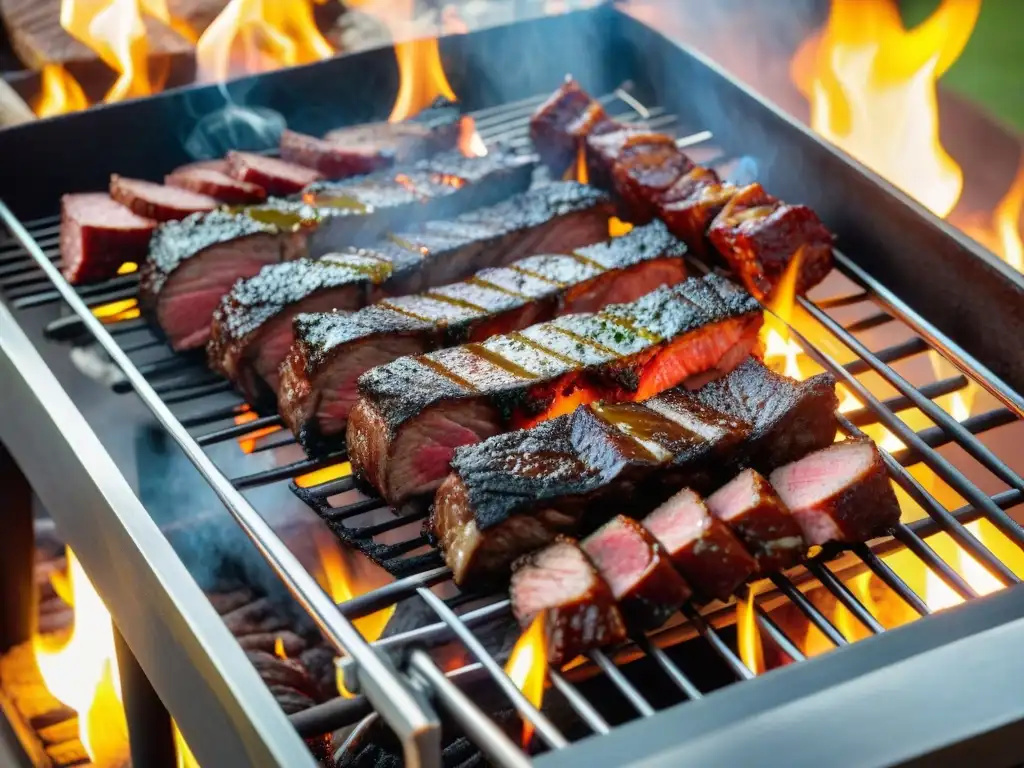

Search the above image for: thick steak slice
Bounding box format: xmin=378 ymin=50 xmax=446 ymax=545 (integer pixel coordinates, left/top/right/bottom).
xmin=323 ymin=96 xmax=462 ymax=162
xmin=279 ymin=130 xmax=395 ymax=178
xmin=227 ymin=151 xmax=324 ymax=195
xmin=582 ymin=515 xmax=692 ymax=630
xmin=644 ymin=488 xmax=757 ymax=602
xmin=109 ymin=175 xmax=219 ymax=222
xmin=431 ymin=356 xmax=835 ymax=584
xmin=60 ymin=193 xmax=156 ymax=284
xmin=212 ymin=181 xmax=613 ymax=410
xmin=349 ymin=273 xmax=762 ymax=508
xmin=529 ymin=78 xmax=616 ymax=178
xmin=510 ymin=537 xmax=627 ymax=665
xmin=279 ymin=221 xmax=687 ymax=453
xmin=139 ymin=210 xmax=307 ymax=351
xmin=706 ymin=468 xmax=806 ymax=572
xmin=769 ymin=438 xmax=901 ymax=544
xmin=165 ymin=167 xmax=267 ymax=204
xmin=693 ymin=357 xmax=839 ymax=470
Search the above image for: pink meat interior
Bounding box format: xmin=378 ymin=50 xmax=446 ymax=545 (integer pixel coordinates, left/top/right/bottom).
xmin=706 ymin=469 xmax=758 ymax=522
xmin=513 ymin=541 xmax=593 ymax=622
xmin=771 ymin=440 xmax=875 ymax=511
xmin=583 ymin=518 xmax=651 ymax=600
xmin=644 ymin=489 xmax=709 ymax=553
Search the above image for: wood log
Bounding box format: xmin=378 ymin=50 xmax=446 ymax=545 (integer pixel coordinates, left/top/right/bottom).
xmin=0 ymin=77 xmax=33 ymax=130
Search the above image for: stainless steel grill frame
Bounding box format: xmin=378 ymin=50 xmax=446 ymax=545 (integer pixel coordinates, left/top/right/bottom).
xmin=1 ymin=6 xmax=1023 ymax=767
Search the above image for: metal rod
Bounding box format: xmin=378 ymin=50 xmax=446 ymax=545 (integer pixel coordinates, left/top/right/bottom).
xmin=338 ymin=567 xmax=451 ymax=619
xmin=890 ymin=409 xmax=1018 ymax=466
xmin=682 ymin=606 xmax=753 ymax=680
xmin=0 ymin=203 xmax=442 ymax=768
xmin=806 ymin=562 xmax=885 ymax=635
xmin=0 ymin=442 xmax=36 ymax=651
xmin=588 ymin=650 xmax=656 ymax=717
xmin=755 ymin=607 xmax=806 ymax=662
xmin=905 ymin=490 xmax=1022 ymax=540
xmin=769 ymin=575 xmax=848 ymax=647
xmin=196 ymin=414 xmax=284 ymax=446
xmin=113 ymin=622 xmax=176 ymax=768
xmin=547 ymin=670 xmax=611 ymax=735
xmin=633 ymin=634 xmax=703 ymax=700
xmin=852 ymin=545 xmax=930 ymax=617
xmin=844 ymin=376 xmax=968 ymax=426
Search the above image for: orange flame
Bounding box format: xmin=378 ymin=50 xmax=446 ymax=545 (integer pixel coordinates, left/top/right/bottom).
xmin=564 ymin=143 xmax=589 ymax=184
xmin=274 ymin=635 xmax=287 ymax=659
xmin=459 ymin=117 xmax=488 ymax=158
xmin=195 ymin=0 xmax=333 ymax=82
xmin=295 ymin=461 xmax=352 ymax=487
xmin=792 ymin=0 xmax=980 ymax=217
xmin=736 ymin=586 xmax=764 ymax=675
xmin=761 ymin=248 xmax=805 ymax=380
xmin=34 ymin=548 xmax=130 ymax=767
xmin=314 ymin=537 xmax=395 ymax=642
xmin=504 ymin=615 xmax=548 ymax=746
xmin=388 ymin=35 xmax=456 ymax=122
xmin=960 ymin=161 xmax=1024 ymax=273
xmin=608 ymin=216 xmax=634 ymax=238
xmin=232 ymin=410 xmax=282 ymax=454
xmin=174 ymin=721 xmax=200 ymax=768
xmin=34 ymin=65 xmax=89 ymax=118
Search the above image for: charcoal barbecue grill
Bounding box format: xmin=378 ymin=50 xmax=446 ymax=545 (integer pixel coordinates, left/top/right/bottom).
xmin=1 ymin=5 xmax=1024 ymax=767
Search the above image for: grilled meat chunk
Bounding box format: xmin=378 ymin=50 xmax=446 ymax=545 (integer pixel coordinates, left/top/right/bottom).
xmin=582 ymin=515 xmax=692 ymax=630
xmin=529 ymin=78 xmax=615 ymax=177
xmin=165 ymin=166 xmax=267 ymax=204
xmin=227 ymin=151 xmax=324 ymax=195
xmin=644 ymin=488 xmax=757 ymax=602
xmin=707 ymin=183 xmax=834 ymax=300
xmin=323 ymin=96 xmax=462 ymax=163
xmin=212 ymin=181 xmax=614 ymax=407
xmin=510 ymin=537 xmax=627 ymax=665
xmin=60 ymin=193 xmax=155 ymax=284
xmin=706 ymin=468 xmax=806 ymax=572
xmin=141 ymin=150 xmax=535 ymax=351
xmin=693 ymin=357 xmax=838 ymax=470
xmin=770 ymin=438 xmax=900 ymax=544
xmin=278 ymin=221 xmax=688 ymax=453
xmin=431 ymin=356 xmax=834 ymax=584
xmin=280 ymin=130 xmax=394 ymax=178
xmin=599 ymin=132 xmax=694 ymax=223
xmin=349 ymin=274 xmax=762 ymax=508
xmin=657 ymin=167 xmax=737 ymax=257
xmin=110 ymin=175 xmax=219 ymax=221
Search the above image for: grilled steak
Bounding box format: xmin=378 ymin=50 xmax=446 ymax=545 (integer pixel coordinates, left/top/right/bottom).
xmin=278 ymin=221 xmax=688 ymax=452
xmin=644 ymin=488 xmax=757 ymax=602
xmin=707 ymin=183 xmax=834 ymax=300
xmin=706 ymin=468 xmax=806 ymax=572
xmin=431 ymin=356 xmax=835 ymax=584
xmin=280 ymin=130 xmax=395 ymax=178
xmin=227 ymin=151 xmax=324 ymax=195
xmin=582 ymin=515 xmax=692 ymax=630
xmin=323 ymin=97 xmax=462 ymax=162
xmin=349 ymin=274 xmax=762 ymax=508
xmin=531 ymin=81 xmax=835 ymax=299
xmin=165 ymin=166 xmax=267 ymax=204
xmin=60 ymin=193 xmax=155 ymax=284
xmin=510 ymin=537 xmax=627 ymax=665
xmin=212 ymin=181 xmax=615 ymax=407
xmin=140 ymin=150 xmax=535 ymax=351
xmin=109 ymin=175 xmax=219 ymax=222
xmin=693 ymin=357 xmax=839 ymax=470
xmin=769 ymin=437 xmax=900 ymax=544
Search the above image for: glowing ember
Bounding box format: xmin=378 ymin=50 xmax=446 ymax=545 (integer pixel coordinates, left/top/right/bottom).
xmin=196 ymin=0 xmax=333 ymax=82
xmin=504 ymin=615 xmax=548 ymax=745
xmin=608 ymin=216 xmax=634 ymax=237
xmin=116 ymin=261 xmax=139 ymax=274
xmin=295 ymin=461 xmax=351 ymax=487
xmin=791 ymin=0 xmax=980 ymax=217
xmin=34 ymin=65 xmax=88 ymax=118
xmin=232 ymin=410 xmax=282 ymax=454
xmin=735 ymin=586 xmax=764 ymax=675
xmin=34 ymin=548 xmax=130 ymax=767
xmin=62 ymin=0 xmax=155 ymax=103
xmin=91 ymin=298 xmax=139 ymax=321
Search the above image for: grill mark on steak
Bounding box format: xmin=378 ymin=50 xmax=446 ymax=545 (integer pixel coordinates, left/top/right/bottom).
xmin=430 ymin=356 xmax=835 ymax=584
xmin=60 ymin=193 xmax=156 ymax=284
xmin=510 ymin=536 xmax=627 ymax=666
xmin=349 ymin=274 xmax=761 ymax=510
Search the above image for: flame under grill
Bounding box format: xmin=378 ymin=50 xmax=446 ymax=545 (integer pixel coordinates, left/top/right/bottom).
xmin=1 ymin=46 xmax=1023 ymax=768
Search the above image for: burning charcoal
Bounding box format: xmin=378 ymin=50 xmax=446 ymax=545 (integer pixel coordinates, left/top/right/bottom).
xmin=267 ymin=684 xmax=318 ymax=715
xmin=208 ymin=588 xmax=256 ymax=615
xmin=236 ymin=631 xmax=308 ymax=657
xmin=222 ymin=597 xmax=289 ymax=636
xmin=246 ymin=650 xmax=318 ymax=693
xmin=299 ymin=645 xmax=340 ymax=702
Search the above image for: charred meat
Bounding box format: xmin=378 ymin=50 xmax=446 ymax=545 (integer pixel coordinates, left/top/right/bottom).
xmin=278 ymin=221 xmax=687 ymax=453
xmin=769 ymin=437 xmax=901 ymax=544
xmin=348 ymin=274 xmax=763 ymax=509
xmin=529 ymin=78 xmax=616 ymax=177
xmin=510 ymin=537 xmax=627 ymax=665
xmin=60 ymin=193 xmax=155 ymax=284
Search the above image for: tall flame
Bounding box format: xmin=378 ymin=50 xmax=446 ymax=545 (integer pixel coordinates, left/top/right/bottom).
xmin=195 ymin=0 xmax=333 ymax=83
xmin=960 ymin=161 xmax=1024 ymax=273
xmin=761 ymin=248 xmax=805 ymax=380
xmin=504 ymin=615 xmax=548 ymax=746
xmin=791 ymin=0 xmax=980 ymax=217
xmin=34 ymin=65 xmax=89 ymax=118
xmin=314 ymin=537 xmax=395 ymax=642
xmin=34 ymin=548 xmax=130 ymax=767
xmin=736 ymin=587 xmax=764 ymax=675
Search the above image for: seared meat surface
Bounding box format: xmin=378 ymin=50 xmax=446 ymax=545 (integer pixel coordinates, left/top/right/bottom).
xmin=60 ymin=193 xmax=155 ymax=284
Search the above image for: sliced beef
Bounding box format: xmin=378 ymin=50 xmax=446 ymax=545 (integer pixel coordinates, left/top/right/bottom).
xmin=510 ymin=537 xmax=627 ymax=665
xmin=644 ymin=488 xmax=758 ymax=602
xmin=109 ymin=175 xmax=219 ymax=222
xmin=227 ymin=151 xmax=324 ymax=195
xmin=60 ymin=193 xmax=156 ymax=284
xmin=769 ymin=437 xmax=901 ymax=545
xmin=582 ymin=515 xmax=692 ymax=630
xmin=280 ymin=130 xmax=395 ymax=178
xmin=165 ymin=166 xmax=267 ymax=204
xmin=529 ymin=78 xmax=615 ymax=177
xmin=279 ymin=220 xmax=687 ymax=454
xmin=693 ymin=357 xmax=838 ymax=471
xmin=349 ymin=274 xmax=762 ymax=509
xmin=707 ymin=182 xmax=834 ymax=300
xmin=323 ymin=96 xmax=462 ymax=162
xmin=706 ymin=468 xmax=806 ymax=572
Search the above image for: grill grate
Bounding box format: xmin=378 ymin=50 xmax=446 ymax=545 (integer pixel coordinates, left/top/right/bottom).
xmin=2 ymin=88 xmax=1023 ymax=764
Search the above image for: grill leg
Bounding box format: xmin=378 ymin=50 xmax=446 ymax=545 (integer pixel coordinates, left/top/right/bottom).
xmin=0 ymin=443 xmax=36 ymax=652
xmin=113 ymin=624 xmax=176 ymax=768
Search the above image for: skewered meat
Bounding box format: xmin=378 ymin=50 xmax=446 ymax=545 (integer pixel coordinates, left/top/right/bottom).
xmin=529 ymin=78 xmax=615 ymax=177
xmin=165 ymin=166 xmax=267 ymax=204
xmin=510 ymin=537 xmax=627 ymax=665
xmin=657 ymin=167 xmax=737 ymax=257
xmin=349 ymin=274 xmax=762 ymax=509
xmin=109 ymin=175 xmax=220 ymax=222
xmin=769 ymin=437 xmax=901 ymax=544
xmin=706 ymin=468 xmax=806 ymax=572
xmin=211 ymin=182 xmax=614 ymax=407
xmin=278 ymin=221 xmax=687 ymax=453
xmin=226 ymin=151 xmax=324 ymax=195
xmin=59 ymin=193 xmax=156 ymax=284
xmin=644 ymin=488 xmax=757 ymax=602
xmin=582 ymin=515 xmax=692 ymax=629
xmin=599 ymin=132 xmax=694 ymax=222
xmin=431 ymin=357 xmax=834 ymax=584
